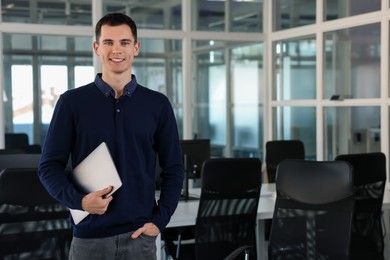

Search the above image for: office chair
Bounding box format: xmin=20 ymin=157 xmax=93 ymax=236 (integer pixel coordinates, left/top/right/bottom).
xmin=4 ymin=133 xmax=42 ymax=153
xmin=264 ymin=140 xmax=305 ymax=242
xmin=0 ymin=168 xmax=72 ymax=259
xmin=265 ymin=140 xmax=305 ymax=183
xmin=335 ymin=152 xmax=386 ymax=260
xmin=268 ymin=159 xmax=354 ymax=260
xmin=5 ymin=133 xmax=29 ymax=149
xmin=175 ymin=157 xmax=262 ymax=260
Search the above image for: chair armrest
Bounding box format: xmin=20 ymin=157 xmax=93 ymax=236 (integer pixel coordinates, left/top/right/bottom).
xmin=224 ymin=245 xmax=252 ymax=260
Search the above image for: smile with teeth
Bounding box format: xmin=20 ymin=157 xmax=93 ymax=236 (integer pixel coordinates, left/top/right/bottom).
xmin=110 ymin=58 xmax=124 ymax=62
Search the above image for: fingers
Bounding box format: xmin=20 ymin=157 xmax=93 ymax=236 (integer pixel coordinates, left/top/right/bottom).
xmin=97 ymin=186 xmax=114 ymax=197
xmin=131 ymin=223 xmax=160 ymax=239
xmin=131 ymin=227 xmax=144 ymax=239
xmin=81 ymin=186 xmax=113 ymax=214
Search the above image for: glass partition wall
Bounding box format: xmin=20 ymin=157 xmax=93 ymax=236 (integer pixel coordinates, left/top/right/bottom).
xmin=192 ymin=41 xmax=263 ymax=157
xmin=271 ymin=0 xmax=385 ymax=161
xmin=2 ymin=33 xmax=93 ymax=144
xmin=1 ymin=0 xmax=390 ymax=167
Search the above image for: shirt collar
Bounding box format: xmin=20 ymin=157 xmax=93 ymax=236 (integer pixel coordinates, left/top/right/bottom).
xmin=94 ymin=73 xmax=137 ymax=98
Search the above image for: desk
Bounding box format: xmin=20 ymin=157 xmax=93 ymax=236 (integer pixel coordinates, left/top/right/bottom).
xmin=158 ymin=184 xmax=390 ymax=260
xmin=166 ymin=184 xmax=275 ymax=228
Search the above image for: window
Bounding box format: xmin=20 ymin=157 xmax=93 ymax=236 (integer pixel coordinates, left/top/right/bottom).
xmin=273 ymin=106 xmax=316 ymax=159
xmin=324 ymin=23 xmax=380 ymax=99
xmin=3 ymin=33 xmax=93 ymax=144
xmin=193 ymin=0 xmax=263 ymax=32
xmin=324 ymin=0 xmax=381 ymax=21
xmin=103 ymin=0 xmax=182 ymax=30
xmin=1 ymin=0 xmax=92 ymax=25
xmin=192 ymin=41 xmax=263 ymax=157
xmin=273 ymin=0 xmax=316 ymax=31
xmin=325 ymin=106 xmax=380 ymax=160
xmin=274 ymin=37 xmax=316 ymax=100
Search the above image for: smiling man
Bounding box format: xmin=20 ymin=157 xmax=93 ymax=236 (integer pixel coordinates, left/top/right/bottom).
xmin=38 ymin=13 xmax=184 ymax=260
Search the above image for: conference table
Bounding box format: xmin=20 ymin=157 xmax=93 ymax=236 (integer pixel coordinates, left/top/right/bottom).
xmin=157 ymin=183 xmax=390 ymax=260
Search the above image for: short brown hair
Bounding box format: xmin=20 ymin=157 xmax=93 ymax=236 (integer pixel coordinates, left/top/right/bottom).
xmin=95 ymin=13 xmax=137 ymax=43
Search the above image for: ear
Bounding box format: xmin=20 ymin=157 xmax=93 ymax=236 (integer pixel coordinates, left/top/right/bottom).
xmin=93 ymin=41 xmax=100 ymax=56
xmin=134 ymin=41 xmax=140 ymax=56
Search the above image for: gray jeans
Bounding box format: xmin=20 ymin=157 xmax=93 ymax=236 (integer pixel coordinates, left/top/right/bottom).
xmin=69 ymin=231 xmax=157 ymax=260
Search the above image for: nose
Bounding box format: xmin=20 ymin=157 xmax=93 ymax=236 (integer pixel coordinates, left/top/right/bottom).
xmin=112 ymin=43 xmax=122 ymax=54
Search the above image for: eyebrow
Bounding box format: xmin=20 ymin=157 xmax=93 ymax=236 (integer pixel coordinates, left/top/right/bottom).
xmin=101 ymin=39 xmax=133 ymax=43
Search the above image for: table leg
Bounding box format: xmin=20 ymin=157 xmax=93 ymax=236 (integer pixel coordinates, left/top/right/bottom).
xmin=156 ymin=233 xmax=162 ymax=260
xmin=257 ymin=219 xmax=267 ymax=260
xmin=384 ymin=210 xmax=390 ymax=260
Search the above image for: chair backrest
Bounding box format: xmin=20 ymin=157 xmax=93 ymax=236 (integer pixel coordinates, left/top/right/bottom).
xmin=265 ymin=140 xmax=305 ymax=183
xmin=335 ymin=152 xmax=386 ymax=259
xmin=4 ymin=133 xmax=42 ymax=154
xmin=5 ymin=133 xmax=29 ymax=150
xmin=0 ymin=168 xmax=71 ymax=258
xmin=0 ymin=168 xmax=57 ymax=206
xmin=268 ymin=159 xmax=354 ymax=260
xmin=195 ymin=158 xmax=262 ymax=260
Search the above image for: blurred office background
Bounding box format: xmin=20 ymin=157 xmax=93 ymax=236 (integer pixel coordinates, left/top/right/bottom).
xmin=0 ymin=0 xmax=387 ymax=163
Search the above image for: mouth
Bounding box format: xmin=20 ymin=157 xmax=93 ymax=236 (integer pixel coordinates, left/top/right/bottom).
xmin=109 ymin=58 xmax=125 ymax=62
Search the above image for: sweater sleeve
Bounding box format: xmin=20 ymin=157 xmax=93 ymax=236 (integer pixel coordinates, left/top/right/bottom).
xmin=151 ymin=97 xmax=184 ymax=231
xmin=38 ymin=95 xmax=84 ymax=210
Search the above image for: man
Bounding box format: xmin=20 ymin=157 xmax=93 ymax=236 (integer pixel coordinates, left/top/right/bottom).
xmin=39 ymin=13 xmax=183 ymax=259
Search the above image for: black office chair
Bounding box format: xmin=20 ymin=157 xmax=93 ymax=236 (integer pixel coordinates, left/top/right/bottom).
xmin=5 ymin=133 xmax=29 ymax=149
xmin=268 ymin=159 xmax=354 ymax=260
xmin=265 ymin=140 xmax=305 ymax=183
xmin=4 ymin=133 xmax=42 ymax=153
xmin=335 ymin=152 xmax=386 ymax=260
xmin=264 ymin=140 xmax=305 ymax=242
xmin=176 ymin=158 xmax=262 ymax=260
xmin=0 ymin=168 xmax=72 ymax=259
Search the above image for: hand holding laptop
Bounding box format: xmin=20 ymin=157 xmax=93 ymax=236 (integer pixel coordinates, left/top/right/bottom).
xmin=81 ymin=185 xmax=114 ymax=215
xmin=69 ymin=142 xmax=122 ymax=224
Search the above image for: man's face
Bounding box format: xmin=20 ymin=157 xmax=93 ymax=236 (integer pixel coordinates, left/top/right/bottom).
xmin=93 ymin=24 xmax=140 ymax=75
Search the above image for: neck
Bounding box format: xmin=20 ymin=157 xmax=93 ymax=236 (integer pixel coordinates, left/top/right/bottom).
xmin=102 ymin=72 xmax=132 ymax=99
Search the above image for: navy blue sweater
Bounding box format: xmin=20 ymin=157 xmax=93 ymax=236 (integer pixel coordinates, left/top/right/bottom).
xmin=39 ymin=74 xmax=184 ymax=238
